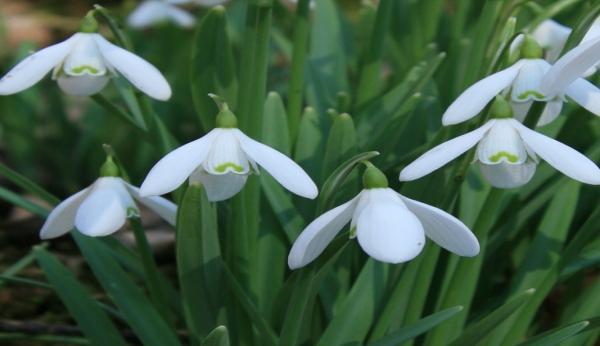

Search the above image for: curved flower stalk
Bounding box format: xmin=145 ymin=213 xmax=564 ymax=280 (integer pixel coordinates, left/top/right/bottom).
xmin=288 ymin=163 xmax=479 ymax=268
xmin=40 ymin=157 xmax=176 ymax=239
xmin=445 ymin=36 xmax=600 ymax=127
xmin=401 ymin=97 xmax=600 ymax=188
xmin=127 ymin=0 xmax=196 ymax=29
xmin=140 ymin=95 xmax=318 ymax=201
xmin=0 ymin=12 xmax=171 ymax=100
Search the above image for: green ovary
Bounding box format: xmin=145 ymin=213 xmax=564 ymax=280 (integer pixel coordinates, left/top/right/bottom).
xmin=215 ymin=162 xmax=244 ymax=173
xmin=71 ymin=65 xmax=99 ymax=74
xmin=489 ymin=151 xmax=519 ymax=163
xmin=517 ymin=90 xmax=545 ymax=100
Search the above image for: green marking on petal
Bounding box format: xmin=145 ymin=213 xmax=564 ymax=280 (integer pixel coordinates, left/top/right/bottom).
xmin=71 ymin=65 xmax=100 ymax=74
xmin=489 ymin=151 xmax=519 ymax=163
xmin=517 ymin=90 xmax=545 ymax=100
xmin=215 ymin=162 xmax=244 ymax=173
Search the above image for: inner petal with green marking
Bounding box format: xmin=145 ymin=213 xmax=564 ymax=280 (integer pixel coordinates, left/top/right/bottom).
xmin=71 ymin=65 xmax=100 ymax=74
xmin=215 ymin=162 xmax=245 ymax=173
xmin=489 ymin=151 xmax=519 ymax=163
xmin=517 ymin=90 xmax=545 ymax=101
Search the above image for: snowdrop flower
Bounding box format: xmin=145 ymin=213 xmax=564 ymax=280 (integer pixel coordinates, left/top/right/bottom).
xmin=128 ymin=0 xmax=196 ymax=29
xmin=167 ymin=0 xmax=229 ymax=6
xmin=401 ymin=97 xmax=600 ymax=188
xmin=40 ymin=157 xmax=176 ymax=239
xmin=140 ymin=96 xmax=318 ymax=201
xmin=444 ymin=36 xmax=600 ymax=127
xmin=541 ymin=18 xmax=600 ymax=97
xmin=0 ymin=12 xmax=171 ymax=100
xmin=288 ymin=163 xmax=479 ymax=269
xmin=531 ymin=20 xmax=572 ymax=62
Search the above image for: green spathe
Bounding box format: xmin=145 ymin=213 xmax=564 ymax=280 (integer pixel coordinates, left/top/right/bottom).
xmin=520 ymin=35 xmax=543 ymax=59
xmin=489 ymin=96 xmax=513 ymax=119
xmin=362 ymin=162 xmax=388 ymax=189
xmin=210 ymin=94 xmax=239 ymax=128
xmin=80 ymin=11 xmax=99 ymax=33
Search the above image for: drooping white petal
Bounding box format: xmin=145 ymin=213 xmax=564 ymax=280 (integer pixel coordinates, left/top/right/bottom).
xmin=564 ymin=78 xmax=600 ymax=116
xmin=476 ymin=119 xmax=528 ymax=165
xmin=0 ymin=34 xmax=79 ymax=95
xmin=442 ymin=61 xmax=523 ymax=125
xmin=532 ymin=20 xmax=572 ymax=62
xmin=93 ymin=34 xmax=172 ymax=100
xmin=57 ymin=75 xmax=110 ymax=96
xmin=479 ymin=160 xmax=537 ymax=188
xmin=511 ymin=59 xmax=551 ymax=102
xmin=540 ymin=36 xmax=600 ymax=96
xmin=140 ymin=129 xmax=219 ymax=196
xmin=399 ymin=120 xmax=496 ymax=181
xmin=511 ymin=100 xmax=532 ymax=122
xmin=537 ymin=98 xmax=564 ymax=126
xmin=128 ymin=1 xmax=195 ymax=28
xmin=288 ymin=196 xmax=359 ymax=269
xmin=512 ymin=120 xmax=600 ymax=184
xmin=192 ymin=0 xmax=229 ymax=6
xmin=203 ymin=130 xmax=250 ymax=174
xmin=40 ymin=188 xmax=89 ymax=239
xmin=581 ymin=16 xmax=600 ymax=44
xmin=189 ymin=170 xmax=248 ymax=202
xmin=398 ymin=194 xmax=479 ymax=256
xmin=233 ymin=129 xmax=318 ymax=199
xmin=126 ymin=183 xmax=177 ymax=225
xmin=355 ymin=193 xmax=425 ymax=264
xmin=74 ymin=178 xmax=133 ymax=237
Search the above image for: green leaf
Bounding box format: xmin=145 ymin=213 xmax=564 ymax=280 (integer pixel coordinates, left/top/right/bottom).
xmin=449 ymin=289 xmax=536 ymax=346
xmin=294 ymin=107 xmax=326 ymax=184
xmin=322 ymin=113 xmax=357 ymax=179
xmin=34 ymin=247 xmax=128 ymax=346
xmin=202 ymin=326 xmax=230 ymax=346
xmin=516 ymin=318 xmax=599 ymax=346
xmin=176 ymin=184 xmax=224 ymax=342
xmin=0 ymin=186 xmax=49 ymax=218
xmin=0 ymin=161 xmax=59 ymax=205
xmin=73 ymin=233 xmax=181 ymax=346
xmin=317 ymin=151 xmax=379 ymax=214
xmin=191 ymin=6 xmax=238 ymax=131
xmin=317 ymin=260 xmax=390 ymax=346
xmin=369 ymin=306 xmax=464 ymax=346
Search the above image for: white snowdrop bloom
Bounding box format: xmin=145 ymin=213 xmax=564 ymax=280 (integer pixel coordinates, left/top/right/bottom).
xmin=288 ymin=164 xmax=479 ymax=269
xmin=0 ymin=14 xmax=171 ymax=100
xmin=140 ymin=100 xmax=317 ymax=201
xmin=400 ymin=113 xmax=600 ymax=188
xmin=128 ymin=0 xmax=196 ymax=29
xmin=166 ymin=0 xmax=229 ymax=6
xmin=444 ymin=36 xmax=600 ymax=127
xmin=531 ymin=20 xmax=572 ymax=62
xmin=542 ymin=18 xmax=600 ymax=97
xmin=40 ymin=173 xmax=176 ymax=239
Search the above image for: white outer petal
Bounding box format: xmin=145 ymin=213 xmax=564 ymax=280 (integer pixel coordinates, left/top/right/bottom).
xmin=189 ymin=170 xmax=248 ymax=202
xmin=564 ymin=78 xmax=600 ymax=116
xmin=39 ymin=188 xmax=89 ymax=239
xmin=532 ymin=20 xmax=572 ymax=62
xmin=399 ymin=120 xmax=496 ymax=181
xmin=581 ymin=16 xmax=600 ymax=44
xmin=0 ymin=34 xmax=79 ymax=94
xmin=140 ymin=129 xmax=219 ymax=196
xmin=398 ymin=194 xmax=479 ymax=256
xmin=126 ymin=183 xmax=177 ymax=225
xmin=233 ymin=129 xmax=318 ymax=199
xmin=355 ymin=195 xmax=425 ymax=264
xmin=442 ymin=61 xmax=524 ymax=125
xmin=537 ymin=98 xmax=564 ymax=126
xmin=165 ymin=6 xmax=196 ymax=27
xmin=479 ymin=161 xmax=537 ymax=188
xmin=512 ymin=120 xmax=600 ymax=184
xmin=540 ymin=36 xmax=600 ymax=96
xmin=74 ymin=178 xmax=132 ymax=237
xmin=93 ymin=34 xmax=172 ymax=100
xmin=128 ymin=1 xmax=169 ymax=28
xmin=288 ymin=195 xmax=359 ymax=269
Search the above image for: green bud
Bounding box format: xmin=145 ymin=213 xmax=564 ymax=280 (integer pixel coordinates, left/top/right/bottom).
xmin=80 ymin=10 xmax=99 ymax=33
xmin=520 ymin=35 xmax=543 ymax=59
xmin=209 ymin=93 xmax=238 ymax=128
xmin=489 ymin=95 xmax=513 ymax=119
xmin=99 ymin=156 xmax=119 ymax=177
xmin=362 ymin=162 xmax=388 ymax=189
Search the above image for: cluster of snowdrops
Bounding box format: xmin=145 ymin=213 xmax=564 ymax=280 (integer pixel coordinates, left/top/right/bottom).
xmin=1 ymin=2 xmax=599 ymax=269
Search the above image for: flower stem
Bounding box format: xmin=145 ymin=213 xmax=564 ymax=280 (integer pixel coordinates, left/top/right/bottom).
xmin=522 ymin=100 xmax=546 ymax=128
xmin=424 ymin=188 xmax=505 ymax=346
xmin=129 ymin=216 xmax=173 ymax=327
xmin=286 ymin=0 xmax=311 ymax=142
xmin=354 ymin=0 xmax=394 ymax=109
